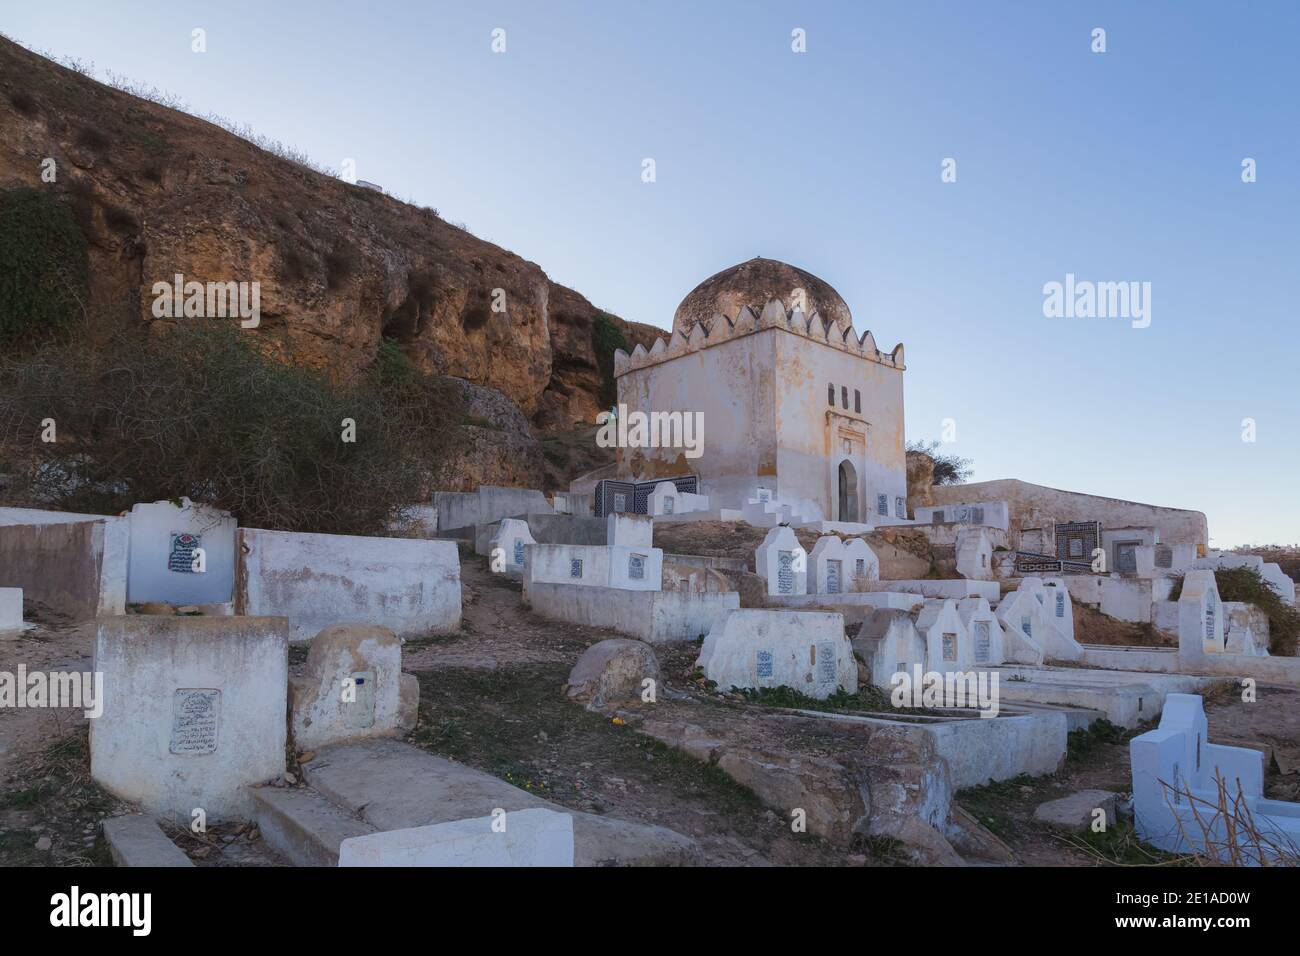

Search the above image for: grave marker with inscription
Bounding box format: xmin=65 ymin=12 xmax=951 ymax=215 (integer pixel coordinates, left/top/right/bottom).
xmin=170 ymin=689 xmax=220 ymax=755
xmin=90 ymin=616 xmax=287 ymax=821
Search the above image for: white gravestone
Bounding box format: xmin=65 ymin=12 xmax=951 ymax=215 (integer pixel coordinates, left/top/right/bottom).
xmin=1177 ymin=569 xmax=1224 ymax=659
xmin=489 ymin=518 xmax=536 ymax=575
xmin=755 ymin=526 xmax=806 ymax=597
xmin=1131 ymin=693 xmax=1300 ymax=862
xmin=841 ymin=538 xmax=879 ymax=589
xmin=807 ymin=535 xmax=846 ymax=595
xmin=126 ymin=498 xmax=237 ymax=605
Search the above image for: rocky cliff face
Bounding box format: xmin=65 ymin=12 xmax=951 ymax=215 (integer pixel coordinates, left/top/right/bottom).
xmin=0 ymin=37 xmax=659 ymax=445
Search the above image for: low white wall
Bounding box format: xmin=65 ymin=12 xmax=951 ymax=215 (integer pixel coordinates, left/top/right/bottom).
xmin=236 ymin=528 xmax=461 ymax=642
xmin=859 ymin=579 xmax=1000 ymax=601
xmin=525 ymin=581 xmax=738 ymax=643
xmin=525 ymin=543 xmax=662 ymax=591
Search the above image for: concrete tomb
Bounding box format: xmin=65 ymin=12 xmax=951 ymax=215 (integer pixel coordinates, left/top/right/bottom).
xmin=1131 ymin=693 xmax=1300 ymax=863
xmin=289 ymin=624 xmax=419 ymax=751
xmin=992 ymin=587 xmax=1048 ymax=665
xmin=1039 ymin=577 xmax=1076 ymax=644
xmin=807 ymin=535 xmax=847 ymax=595
xmin=235 ymin=528 xmax=462 ymax=642
xmin=338 ymin=807 xmax=575 ymax=867
xmin=90 ymin=615 xmax=288 ymax=822
xmin=696 ymin=609 xmax=856 ymax=699
xmin=1224 ymin=602 xmax=1270 ymax=657
xmin=755 ymin=526 xmax=807 ymax=597
xmin=488 ymin=518 xmax=535 ymax=575
xmin=852 ymin=608 xmax=928 ymax=690
xmin=607 ymin=511 xmax=654 ymax=548
xmin=954 ymin=527 xmax=994 ymax=581
xmin=432 ymin=485 xmax=554 ymax=533
xmin=648 ymin=480 xmax=709 ymax=516
xmin=997 ymin=578 xmax=1081 ymax=662
xmin=126 ymin=498 xmax=236 ymax=606
xmin=807 ymin=535 xmax=880 ymax=594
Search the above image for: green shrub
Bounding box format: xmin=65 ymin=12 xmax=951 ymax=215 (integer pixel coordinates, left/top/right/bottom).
xmin=0 ymin=323 xmax=464 ymax=535
xmin=0 ymin=187 xmax=89 ymax=345
xmin=591 ymin=312 xmax=628 ymax=409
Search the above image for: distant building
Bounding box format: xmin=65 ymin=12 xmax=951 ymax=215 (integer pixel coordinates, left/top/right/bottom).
xmin=611 ymin=257 xmax=907 ymax=523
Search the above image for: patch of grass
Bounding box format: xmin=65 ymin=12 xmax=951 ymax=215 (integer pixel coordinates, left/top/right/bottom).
xmin=956 ymin=774 xmax=1046 ymax=840
xmin=1066 ymin=718 xmax=1125 ymax=762
xmin=1064 ymin=820 xmax=1186 ymax=866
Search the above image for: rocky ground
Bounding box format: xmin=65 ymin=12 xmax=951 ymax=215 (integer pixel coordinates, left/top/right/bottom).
xmin=3 ymin=556 xmax=1299 ymax=867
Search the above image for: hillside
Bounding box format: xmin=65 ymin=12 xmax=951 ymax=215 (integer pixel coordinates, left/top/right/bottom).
xmin=0 ymin=37 xmax=660 ymax=487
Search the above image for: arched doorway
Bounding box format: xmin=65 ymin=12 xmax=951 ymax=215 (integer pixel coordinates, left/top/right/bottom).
xmin=837 ymin=460 xmax=858 ymax=522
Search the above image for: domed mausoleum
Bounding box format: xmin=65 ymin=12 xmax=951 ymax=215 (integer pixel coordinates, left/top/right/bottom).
xmin=605 ymin=258 xmax=908 ymax=526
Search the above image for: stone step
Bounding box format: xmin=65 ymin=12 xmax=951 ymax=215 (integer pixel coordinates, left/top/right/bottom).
xmin=300 ymin=738 xmax=702 ymax=867
xmin=102 ymin=814 xmax=194 ymax=867
xmin=248 ymin=785 xmax=378 ymax=867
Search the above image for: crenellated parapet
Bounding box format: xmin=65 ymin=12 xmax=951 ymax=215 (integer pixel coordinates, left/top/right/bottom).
xmin=613 ymin=298 xmax=905 ymax=377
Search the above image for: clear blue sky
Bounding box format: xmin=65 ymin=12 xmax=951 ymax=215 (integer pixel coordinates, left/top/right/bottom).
xmin=6 ymin=1 xmax=1298 ymax=547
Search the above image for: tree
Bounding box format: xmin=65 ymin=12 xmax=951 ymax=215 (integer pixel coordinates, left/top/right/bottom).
xmin=906 ymin=439 xmax=972 ymax=486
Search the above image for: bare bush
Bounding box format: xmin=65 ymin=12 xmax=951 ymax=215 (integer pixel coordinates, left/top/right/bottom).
xmin=0 ymin=324 xmax=463 ymax=535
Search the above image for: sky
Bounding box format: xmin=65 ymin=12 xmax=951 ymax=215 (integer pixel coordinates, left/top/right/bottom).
xmin=5 ymin=1 xmax=1298 ymax=547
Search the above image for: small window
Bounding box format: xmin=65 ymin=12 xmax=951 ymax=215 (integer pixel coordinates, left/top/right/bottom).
xmin=827 ymin=384 xmax=835 ymax=406
xmin=895 ymin=496 xmax=906 ymax=519
xmin=854 ymin=389 xmax=861 ymax=413
xmin=841 ymin=386 xmax=848 ymax=408
xmin=877 ymin=494 xmax=889 ymax=516
xmin=570 ymin=559 xmax=584 ymax=578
